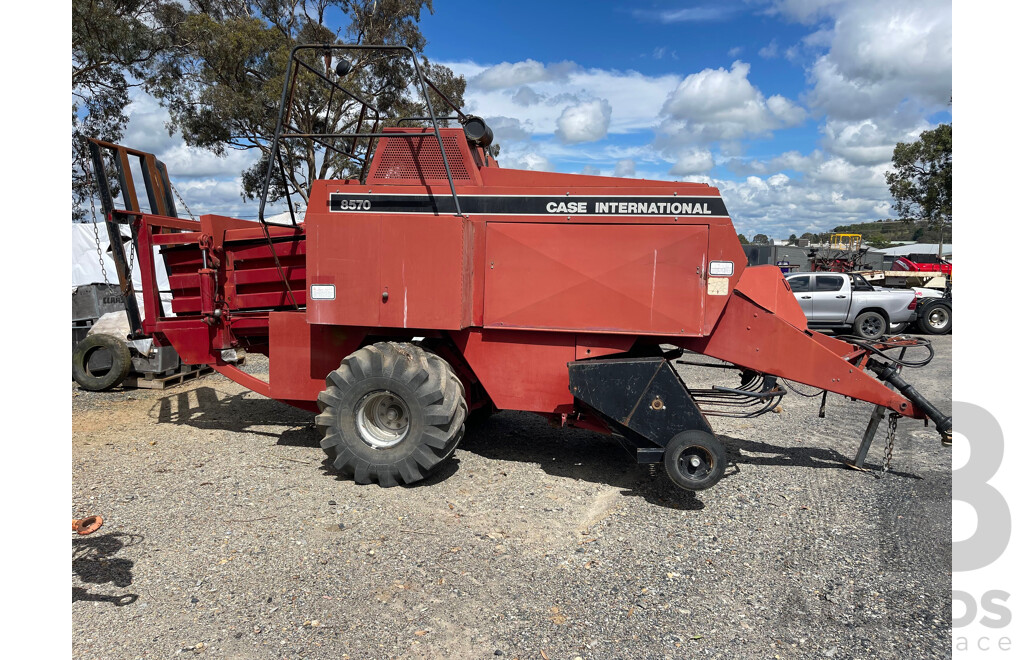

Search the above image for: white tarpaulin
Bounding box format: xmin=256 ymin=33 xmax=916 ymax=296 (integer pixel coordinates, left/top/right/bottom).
xmin=72 ymin=223 xmax=174 ymax=319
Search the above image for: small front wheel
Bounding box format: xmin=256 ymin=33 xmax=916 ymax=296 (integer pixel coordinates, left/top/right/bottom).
xmin=663 ymin=430 xmax=727 ymax=491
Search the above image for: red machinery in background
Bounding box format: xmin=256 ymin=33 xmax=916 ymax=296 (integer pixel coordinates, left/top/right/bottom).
xmin=86 ymin=45 xmax=951 ymax=492
xmin=893 ymin=254 xmax=953 ymax=277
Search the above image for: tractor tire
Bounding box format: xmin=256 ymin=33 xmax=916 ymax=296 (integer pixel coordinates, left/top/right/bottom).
xmin=72 ymin=333 xmax=132 ymax=391
xmin=663 ymin=430 xmax=727 ymax=491
xmin=852 ymin=311 xmax=886 ymax=341
xmin=916 ymin=301 xmax=952 ymax=335
xmin=316 ymin=342 xmax=467 ymax=487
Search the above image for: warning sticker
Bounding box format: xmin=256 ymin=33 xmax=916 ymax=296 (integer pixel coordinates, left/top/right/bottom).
xmin=707 ymin=277 xmax=730 ymax=296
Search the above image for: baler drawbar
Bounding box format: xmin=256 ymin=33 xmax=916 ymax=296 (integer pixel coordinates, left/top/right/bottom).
xmin=86 ymin=44 xmax=951 ymax=491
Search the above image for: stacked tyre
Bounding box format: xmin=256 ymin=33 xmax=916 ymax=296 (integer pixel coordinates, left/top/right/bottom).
xmin=316 ymin=342 xmax=467 ymax=487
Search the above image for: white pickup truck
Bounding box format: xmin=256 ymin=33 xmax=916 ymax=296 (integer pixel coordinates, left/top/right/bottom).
xmin=784 ymin=272 xmax=918 ymax=340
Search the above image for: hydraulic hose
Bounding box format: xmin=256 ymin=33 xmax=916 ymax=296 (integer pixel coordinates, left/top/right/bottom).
xmin=868 ymin=359 xmax=952 ymax=438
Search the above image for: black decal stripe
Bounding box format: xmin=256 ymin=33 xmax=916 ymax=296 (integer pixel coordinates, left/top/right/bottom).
xmin=329 ymin=193 xmax=729 ymax=217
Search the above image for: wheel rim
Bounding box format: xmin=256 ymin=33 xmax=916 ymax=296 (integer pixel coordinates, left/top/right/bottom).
xmin=861 ymin=316 xmax=883 ymax=337
xmin=678 ymin=446 xmax=714 ymax=484
xmin=355 ymin=391 xmax=410 ymax=449
xmin=927 ymin=307 xmax=949 ymax=329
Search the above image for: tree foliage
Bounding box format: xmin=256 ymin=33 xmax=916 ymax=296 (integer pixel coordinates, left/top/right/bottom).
xmin=863 ymin=233 xmax=893 ymax=249
xmin=752 ymin=233 xmax=770 ymax=245
xmin=72 ymin=0 xmax=176 ymax=219
xmin=736 ymin=233 xmax=749 ymax=245
xmin=149 ymin=0 xmax=465 ymax=207
xmin=885 ymin=124 xmax=952 ymax=229
xmin=72 ymin=0 xmax=464 ymax=218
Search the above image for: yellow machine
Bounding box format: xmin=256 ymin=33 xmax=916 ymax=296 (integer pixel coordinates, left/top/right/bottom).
xmin=828 ymin=233 xmax=863 ymax=252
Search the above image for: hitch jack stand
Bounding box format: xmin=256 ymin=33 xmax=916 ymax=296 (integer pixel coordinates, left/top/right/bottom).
xmin=845 ymin=403 xmax=887 ymax=471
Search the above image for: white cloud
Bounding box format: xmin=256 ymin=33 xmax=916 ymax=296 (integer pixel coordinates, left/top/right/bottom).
xmin=799 ymin=0 xmax=952 ymax=120
xmin=669 ymin=147 xmax=715 ymax=176
xmin=121 ymin=92 xmax=259 ymax=178
xmin=633 ymin=6 xmax=741 ymax=22
xmin=443 ymin=59 xmax=679 ymax=137
xmin=469 ymin=59 xmax=578 ymax=90
xmin=500 ymin=151 xmax=553 ymax=172
xmin=556 ymin=99 xmax=612 ymax=143
xmin=486 ymin=116 xmax=531 ymax=142
xmin=821 ymin=117 xmax=929 ymax=166
xmin=658 ymin=61 xmax=807 ymax=144
xmin=758 ymin=40 xmax=780 ymax=59
xmin=511 ymin=86 xmax=542 ymax=106
xmin=768 ymin=0 xmax=846 ymax=24
xmin=614 ymin=159 xmax=636 ymax=177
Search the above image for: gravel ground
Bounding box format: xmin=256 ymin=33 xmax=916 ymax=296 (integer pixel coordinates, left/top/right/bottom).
xmin=72 ymin=335 xmax=951 ymax=660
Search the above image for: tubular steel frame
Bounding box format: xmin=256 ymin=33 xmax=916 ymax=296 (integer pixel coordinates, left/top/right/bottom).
xmin=86 ymin=138 xmax=179 ymax=336
xmin=258 ymin=44 xmax=466 ymax=227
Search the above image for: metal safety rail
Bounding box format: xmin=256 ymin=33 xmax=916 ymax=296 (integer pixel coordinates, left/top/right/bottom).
xmin=86 ymin=138 xmax=181 ymax=336
xmin=258 ymin=43 xmax=468 ymax=227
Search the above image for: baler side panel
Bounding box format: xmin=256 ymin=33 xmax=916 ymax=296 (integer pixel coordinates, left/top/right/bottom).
xmin=305 ymin=210 xmax=469 ymax=330
xmin=451 ymin=329 xmax=576 ymax=413
xmin=305 ymin=215 xmax=382 ymax=327
xmin=377 ymin=215 xmax=468 ymax=330
xmin=482 ymin=223 xmax=709 ymax=336
xmin=268 ymin=312 xmax=366 ymax=402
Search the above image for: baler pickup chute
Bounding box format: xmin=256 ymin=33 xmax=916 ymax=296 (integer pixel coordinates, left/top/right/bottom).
xmin=673 ymin=265 xmax=953 ymax=452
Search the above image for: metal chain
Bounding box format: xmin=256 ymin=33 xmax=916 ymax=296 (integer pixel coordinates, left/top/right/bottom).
xmin=84 ymin=165 xmax=113 ymax=290
xmin=879 ymin=412 xmax=899 ymax=475
xmin=127 ymin=232 xmax=136 ymax=281
xmin=170 ymin=180 xmax=195 ymax=220
xmin=84 ymin=158 xmax=135 ymax=292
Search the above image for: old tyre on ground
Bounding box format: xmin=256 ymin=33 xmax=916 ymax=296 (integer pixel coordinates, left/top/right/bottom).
xmin=852 ymin=310 xmax=886 ymax=340
xmin=316 ymin=342 xmax=467 ymax=487
xmin=916 ymin=301 xmax=951 ymax=335
xmin=663 ymin=430 xmax=727 ymax=491
xmin=72 ymin=333 xmax=132 ymax=391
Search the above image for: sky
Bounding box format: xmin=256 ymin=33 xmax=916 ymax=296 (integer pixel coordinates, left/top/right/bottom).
xmin=115 ymin=0 xmax=952 ymax=239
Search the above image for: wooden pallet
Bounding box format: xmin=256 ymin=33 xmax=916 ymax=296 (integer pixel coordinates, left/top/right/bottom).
xmin=122 ymin=357 xmax=245 ymax=390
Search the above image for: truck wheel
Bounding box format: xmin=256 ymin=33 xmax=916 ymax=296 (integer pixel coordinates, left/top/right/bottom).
xmin=72 ymin=334 xmax=132 ymax=391
xmin=916 ymin=302 xmax=952 ymax=335
xmin=852 ymin=311 xmax=886 ymax=340
xmin=663 ymin=430 xmax=727 ymax=491
xmin=316 ymin=342 xmax=467 ymax=487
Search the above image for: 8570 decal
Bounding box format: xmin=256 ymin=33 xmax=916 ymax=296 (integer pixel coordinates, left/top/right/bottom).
xmin=330 ymin=197 xmax=372 ymax=211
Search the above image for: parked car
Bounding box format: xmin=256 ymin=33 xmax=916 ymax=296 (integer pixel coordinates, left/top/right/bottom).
xmin=784 ymin=272 xmax=918 ymax=340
